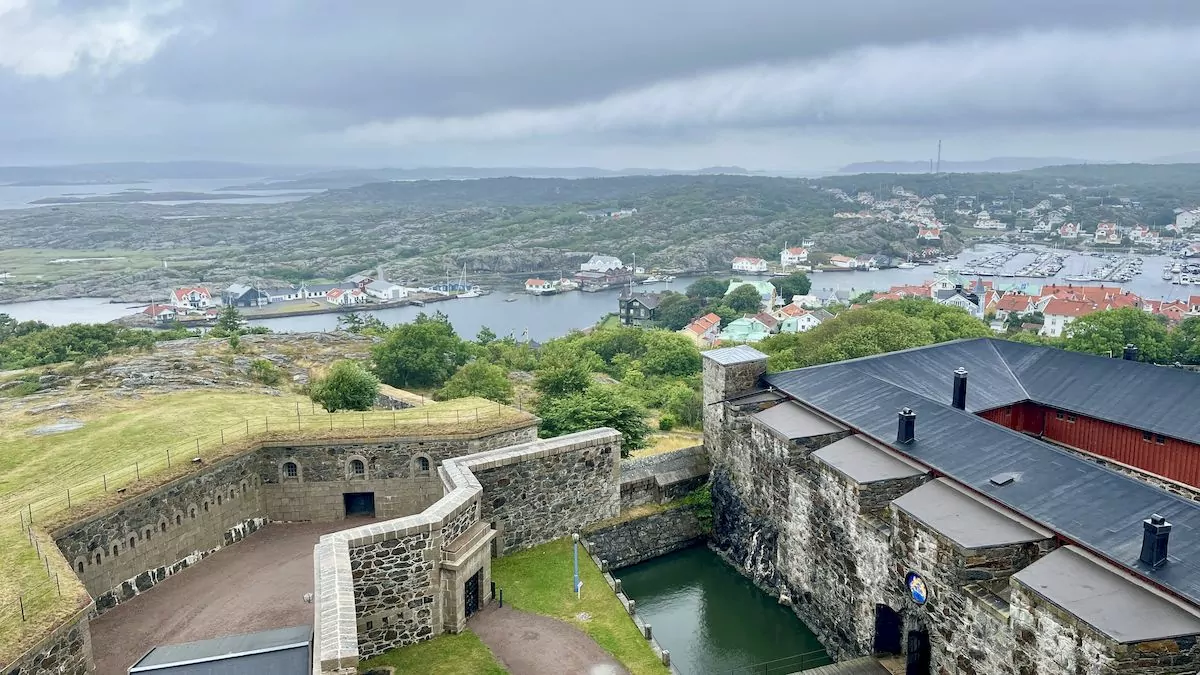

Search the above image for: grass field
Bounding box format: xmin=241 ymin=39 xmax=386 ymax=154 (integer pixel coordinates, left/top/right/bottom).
xmin=0 ymin=248 xmax=225 ymax=284
xmin=491 ymin=537 xmax=669 ymax=675
xmin=0 ymin=391 xmax=530 ymax=666
xmin=357 ymin=630 xmax=507 ymax=674
xmin=635 ymin=429 xmax=702 ymax=458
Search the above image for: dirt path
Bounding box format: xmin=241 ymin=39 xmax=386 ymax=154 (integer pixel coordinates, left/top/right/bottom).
xmin=89 ymin=520 xmax=364 ymax=675
xmin=470 ymin=605 xmax=629 ymax=675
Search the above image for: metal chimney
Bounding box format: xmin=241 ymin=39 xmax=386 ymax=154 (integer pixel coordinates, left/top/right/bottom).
xmin=1123 ymin=344 xmax=1139 ymax=361
xmin=1140 ymin=514 xmax=1172 ymax=568
xmin=897 ymin=408 xmax=916 ymax=444
xmin=952 ymin=368 xmax=968 ymax=410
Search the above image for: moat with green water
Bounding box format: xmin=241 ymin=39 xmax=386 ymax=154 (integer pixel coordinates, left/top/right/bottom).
xmin=618 ymin=545 xmax=831 ymax=674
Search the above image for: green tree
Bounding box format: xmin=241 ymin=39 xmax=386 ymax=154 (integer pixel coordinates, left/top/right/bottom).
xmin=537 ymin=386 xmax=651 ymax=456
xmin=686 ymin=277 xmax=727 ymax=301
xmin=640 ymin=331 xmax=702 ymax=377
xmin=437 ymin=360 xmax=513 ymax=403
xmin=656 ymin=293 xmax=703 ymax=331
xmin=726 ymin=284 xmax=763 ymax=314
xmin=248 ymin=358 xmax=283 ymax=385
xmin=770 ymin=273 xmax=812 ymax=303
xmin=533 ymin=360 xmax=593 ymax=399
xmin=758 ymin=298 xmax=990 ymax=369
xmin=211 ymin=305 xmax=243 ymax=337
xmin=310 ymin=360 xmax=380 ymax=412
xmin=707 ymin=304 xmax=740 ymax=328
xmin=1172 ymin=317 xmax=1200 ymax=365
xmin=1063 ymin=307 xmax=1172 ymax=362
xmin=475 ymin=325 xmax=497 ymax=345
xmin=370 ymin=312 xmax=474 ymax=388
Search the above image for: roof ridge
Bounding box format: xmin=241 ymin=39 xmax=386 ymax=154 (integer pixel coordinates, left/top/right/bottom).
xmin=987 ymin=338 xmax=1030 ymax=401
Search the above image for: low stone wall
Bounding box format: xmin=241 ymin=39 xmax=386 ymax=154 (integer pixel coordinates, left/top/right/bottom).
xmin=584 ymin=503 xmax=705 ymax=570
xmin=258 ymin=425 xmax=536 ymax=522
xmin=313 ymin=428 xmax=623 ymax=674
xmin=620 ymin=445 xmax=710 ymax=510
xmin=2 ymin=605 xmax=94 ymax=675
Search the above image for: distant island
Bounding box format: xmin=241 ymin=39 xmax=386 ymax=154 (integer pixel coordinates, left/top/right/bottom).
xmin=838 ymin=157 xmax=1098 ymax=174
xmin=29 ymin=191 xmax=312 ymax=205
xmin=5 ymin=179 xmax=152 ymax=187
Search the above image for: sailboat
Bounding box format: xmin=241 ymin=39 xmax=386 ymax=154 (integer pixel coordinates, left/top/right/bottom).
xmin=456 ymin=264 xmax=484 ymax=298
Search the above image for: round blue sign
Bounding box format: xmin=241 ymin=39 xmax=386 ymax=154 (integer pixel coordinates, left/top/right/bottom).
xmin=906 ymin=572 xmax=928 ymax=605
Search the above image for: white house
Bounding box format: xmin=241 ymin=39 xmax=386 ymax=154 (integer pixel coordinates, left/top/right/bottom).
xmin=780 ymin=247 xmax=809 ymax=267
xmin=788 ymin=294 xmax=824 ymax=309
xmin=828 ymin=255 xmax=857 ymax=269
xmin=365 ymin=280 xmax=410 ymax=301
xmin=731 ymin=256 xmax=769 ymax=274
xmin=1058 ymin=223 xmax=1080 ymax=239
xmin=580 ymin=255 xmax=624 ymax=273
xmin=142 ymin=303 xmax=177 ymax=323
xmin=263 ymin=286 xmax=305 ymax=303
xmin=1040 ymin=299 xmax=1096 ymax=338
xmin=918 ymin=227 xmax=942 ymax=240
xmin=171 ymin=286 xmax=213 ymax=310
xmin=326 ymin=288 xmax=367 ymax=305
xmin=1094 ymin=222 xmax=1121 ymax=245
xmin=935 ymin=287 xmax=983 ymax=318
xmin=1177 ymin=210 xmax=1200 ymax=231
xmin=525 ymin=278 xmax=556 ymax=295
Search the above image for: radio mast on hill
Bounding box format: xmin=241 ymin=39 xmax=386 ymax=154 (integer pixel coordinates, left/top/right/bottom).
xmin=936 ymin=140 xmax=942 ymax=174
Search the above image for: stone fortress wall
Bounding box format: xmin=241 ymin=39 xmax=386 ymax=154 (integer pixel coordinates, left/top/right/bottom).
xmin=313 ymin=428 xmax=623 ymax=673
xmin=703 ymin=348 xmax=1200 ymax=675
xmin=50 ymin=423 xmax=537 ymax=618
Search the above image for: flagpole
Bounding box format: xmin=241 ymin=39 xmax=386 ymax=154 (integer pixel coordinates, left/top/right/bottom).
xmin=573 ymin=533 xmax=581 ymax=598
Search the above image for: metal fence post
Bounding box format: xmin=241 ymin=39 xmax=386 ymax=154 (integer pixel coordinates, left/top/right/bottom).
xmin=195 ymin=438 xmax=201 ymax=458
xmin=19 ymin=595 xmax=24 ymax=621
xmin=167 ymin=447 xmax=171 ymax=468
xmin=221 ymin=429 xmax=225 ymax=445
xmin=66 ymin=489 xmax=71 ymax=510
xmin=103 ymin=474 xmax=107 ymax=492
xmin=135 ymin=462 xmax=140 ymax=481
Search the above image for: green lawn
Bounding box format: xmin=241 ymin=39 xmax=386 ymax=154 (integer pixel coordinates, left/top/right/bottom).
xmin=492 ymin=537 xmax=669 ymax=675
xmin=357 ymin=630 xmax=506 ymax=675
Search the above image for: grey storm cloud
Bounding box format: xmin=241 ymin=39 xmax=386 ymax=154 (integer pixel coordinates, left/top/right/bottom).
xmin=4 ymin=0 xmax=1200 ymax=165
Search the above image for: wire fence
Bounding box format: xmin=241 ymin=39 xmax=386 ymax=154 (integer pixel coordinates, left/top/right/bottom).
xmin=727 ymin=649 xmax=834 ymax=674
xmin=0 ymin=401 xmax=516 ymax=643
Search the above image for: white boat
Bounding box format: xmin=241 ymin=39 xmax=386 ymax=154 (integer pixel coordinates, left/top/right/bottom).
xmin=897 ymin=262 xmax=917 ymax=269
xmin=458 ymin=288 xmax=482 ymax=298
xmin=1163 ymin=271 xmax=1174 ymax=281
xmin=1173 ymin=263 xmax=1183 ymax=273
xmin=867 ymin=266 xmax=880 ymax=272
xmin=1062 ymin=274 xmax=1092 ymax=283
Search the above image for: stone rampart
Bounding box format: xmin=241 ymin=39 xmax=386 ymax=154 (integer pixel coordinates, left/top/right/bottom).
xmin=312 ymin=428 xmax=623 ymax=674
xmin=584 ymin=503 xmax=705 ymax=570
xmin=2 ymin=605 xmax=94 ymax=675
xmin=619 ymin=445 xmax=710 ymax=510
xmin=52 ymin=450 xmax=268 ymax=613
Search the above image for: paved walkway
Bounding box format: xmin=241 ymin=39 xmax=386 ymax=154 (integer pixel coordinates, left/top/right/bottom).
xmin=470 ymin=605 xmax=629 ymax=675
xmin=89 ymin=520 xmax=365 ymax=675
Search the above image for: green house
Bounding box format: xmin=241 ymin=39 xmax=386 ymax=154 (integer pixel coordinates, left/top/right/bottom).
xmin=718 ymin=316 xmax=772 ymax=343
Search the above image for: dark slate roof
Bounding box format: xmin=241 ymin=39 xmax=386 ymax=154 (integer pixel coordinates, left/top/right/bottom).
xmin=763 ymin=339 xmax=1200 ymax=609
xmin=1014 ymin=547 xmax=1200 ymax=643
xmin=990 ymin=339 xmax=1200 ymax=445
xmin=621 ymin=292 xmax=664 ymax=309
xmin=129 ymin=625 xmax=310 ymax=675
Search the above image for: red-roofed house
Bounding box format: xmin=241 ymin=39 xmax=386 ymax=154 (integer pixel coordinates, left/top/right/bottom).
xmin=888 ymin=283 xmax=935 ymax=298
xmin=679 ymin=312 xmax=722 ymax=347
xmin=753 ymin=312 xmax=781 ymax=333
xmin=918 ymin=227 xmax=941 ymax=240
xmin=1058 ymin=223 xmax=1080 ymax=239
xmin=1145 ymin=299 xmax=1189 ymax=323
xmin=1094 ymin=222 xmax=1121 ymax=245
xmin=525 ymin=278 xmax=555 ymax=295
xmin=1040 ymin=299 xmax=1099 ymax=337
xmin=871 ymin=291 xmax=907 ymax=302
xmin=142 ymin=303 xmax=177 ymax=323
xmin=780 ymin=247 xmax=809 ymax=267
xmin=326 ymin=287 xmax=367 ymax=306
xmin=171 ymin=286 xmax=213 ymax=310
xmin=994 ymin=293 xmax=1035 ymax=320
xmin=732 ymin=256 xmax=769 ymax=274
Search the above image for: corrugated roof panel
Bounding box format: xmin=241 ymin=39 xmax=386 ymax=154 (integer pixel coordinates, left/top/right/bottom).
xmin=703 ymin=345 xmax=768 ymax=365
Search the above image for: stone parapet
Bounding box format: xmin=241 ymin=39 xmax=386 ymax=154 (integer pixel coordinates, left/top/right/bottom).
xmin=585 ymin=503 xmax=706 ymax=570
xmin=312 ymin=428 xmax=623 ymax=672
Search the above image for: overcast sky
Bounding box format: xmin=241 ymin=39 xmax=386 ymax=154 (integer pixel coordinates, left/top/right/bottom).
xmin=4 ymin=0 xmax=1200 ymax=170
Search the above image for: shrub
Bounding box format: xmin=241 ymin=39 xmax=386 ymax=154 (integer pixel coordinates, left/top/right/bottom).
xmin=249 ymin=359 xmax=283 ymax=385
xmin=310 ymin=360 xmax=380 ymax=412
xmin=658 ymin=414 xmax=676 ymax=431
